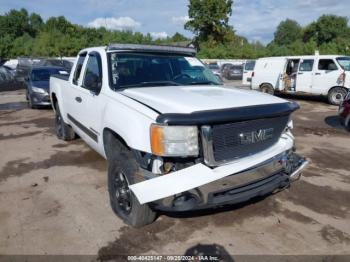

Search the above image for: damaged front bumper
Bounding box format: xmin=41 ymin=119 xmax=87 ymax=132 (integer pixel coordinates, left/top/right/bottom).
xmin=129 ymin=134 xmax=308 ymax=211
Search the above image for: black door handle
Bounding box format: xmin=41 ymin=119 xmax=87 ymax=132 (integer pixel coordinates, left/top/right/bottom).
xmin=315 ymin=73 xmax=321 ymax=75
xmin=298 ymin=72 xmax=303 ymax=75
xmin=75 ymin=97 xmax=82 ymax=103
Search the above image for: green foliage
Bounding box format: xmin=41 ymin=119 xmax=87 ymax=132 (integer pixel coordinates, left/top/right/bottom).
xmin=0 ymin=8 xmax=190 ymax=59
xmin=303 ymin=15 xmax=349 ymax=45
xmin=1 ymin=6 xmax=350 ymax=60
xmin=266 ymin=14 xmax=350 ymax=57
xmin=185 ymin=0 xmax=234 ymax=46
xmin=273 ymin=19 xmax=302 ymax=46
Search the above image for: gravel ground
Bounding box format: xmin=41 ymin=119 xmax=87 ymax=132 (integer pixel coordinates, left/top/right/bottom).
xmin=0 ymin=86 xmax=349 ymax=260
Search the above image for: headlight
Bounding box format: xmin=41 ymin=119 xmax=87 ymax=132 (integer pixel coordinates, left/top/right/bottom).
xmin=150 ymin=124 xmax=198 ymax=156
xmin=32 ymin=86 xmax=47 ymax=94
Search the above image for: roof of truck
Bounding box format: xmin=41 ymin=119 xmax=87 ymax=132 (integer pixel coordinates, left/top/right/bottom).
xmin=78 ymin=44 xmax=197 ymax=56
xmin=109 ymin=43 xmax=196 ymax=56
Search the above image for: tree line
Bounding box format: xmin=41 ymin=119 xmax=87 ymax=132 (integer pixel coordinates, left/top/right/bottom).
xmin=185 ymin=0 xmax=350 ymax=58
xmin=0 ymin=9 xmax=189 ymax=59
xmin=1 ymin=2 xmax=350 ymax=60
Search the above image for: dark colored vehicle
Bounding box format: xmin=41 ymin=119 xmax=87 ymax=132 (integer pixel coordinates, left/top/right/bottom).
xmin=339 ymin=91 xmax=350 ymax=131
xmin=38 ymin=59 xmax=74 ymax=72
xmin=26 ymin=66 xmax=68 ymax=108
xmin=0 ymin=66 xmax=25 ymax=92
xmin=16 ymin=58 xmax=73 ymax=82
xmin=222 ymin=64 xmax=243 ymax=80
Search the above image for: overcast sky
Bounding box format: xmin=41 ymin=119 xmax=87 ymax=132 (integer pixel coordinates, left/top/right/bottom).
xmin=0 ymin=0 xmax=349 ymax=44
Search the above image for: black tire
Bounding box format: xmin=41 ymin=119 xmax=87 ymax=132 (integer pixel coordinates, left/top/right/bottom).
xmin=260 ymin=84 xmax=274 ymax=95
xmin=28 ymin=94 xmax=37 ymax=109
xmin=107 ymin=138 xmax=156 ymax=227
xmin=55 ymin=102 xmax=75 ymax=141
xmin=328 ymin=87 xmax=347 ymax=105
xmin=346 ymin=118 xmax=350 ymax=132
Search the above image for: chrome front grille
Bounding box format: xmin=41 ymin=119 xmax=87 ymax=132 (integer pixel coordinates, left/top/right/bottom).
xmin=201 ymin=115 xmax=290 ymax=166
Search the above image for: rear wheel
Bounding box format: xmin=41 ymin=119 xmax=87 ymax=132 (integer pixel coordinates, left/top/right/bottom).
xmin=55 ymin=102 xmax=75 ymax=141
xmin=328 ymin=87 xmax=347 ymax=105
xmin=107 ymin=138 xmax=156 ymax=227
xmin=260 ymin=84 xmax=274 ymax=95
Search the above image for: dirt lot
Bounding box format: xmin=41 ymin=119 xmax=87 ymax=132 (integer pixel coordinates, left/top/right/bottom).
xmin=0 ymin=88 xmax=349 ymax=259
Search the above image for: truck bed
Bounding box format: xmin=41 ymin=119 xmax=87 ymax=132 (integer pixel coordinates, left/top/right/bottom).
xmin=51 ymin=74 xmax=69 ymax=81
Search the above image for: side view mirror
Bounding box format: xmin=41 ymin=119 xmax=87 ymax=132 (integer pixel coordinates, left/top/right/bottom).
xmin=84 ymin=73 xmax=101 ymax=93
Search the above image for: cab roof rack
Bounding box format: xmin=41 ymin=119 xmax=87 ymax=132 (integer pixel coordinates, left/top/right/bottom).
xmin=107 ymin=43 xmax=196 ymax=56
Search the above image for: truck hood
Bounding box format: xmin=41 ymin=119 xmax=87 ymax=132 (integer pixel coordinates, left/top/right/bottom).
xmin=122 ymin=85 xmax=288 ymax=114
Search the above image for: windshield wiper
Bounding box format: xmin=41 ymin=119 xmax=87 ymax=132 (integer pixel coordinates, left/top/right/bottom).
xmin=120 ymin=81 xmax=180 ymax=88
xmin=188 ymin=81 xmax=220 ymax=86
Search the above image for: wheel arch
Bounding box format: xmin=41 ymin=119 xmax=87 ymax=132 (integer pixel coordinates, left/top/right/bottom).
xmin=103 ymin=128 xmax=130 ymax=160
xmin=51 ymin=92 xmax=58 ymax=111
xmin=327 ymin=85 xmax=349 ymax=94
xmin=259 ymin=82 xmax=274 ymax=89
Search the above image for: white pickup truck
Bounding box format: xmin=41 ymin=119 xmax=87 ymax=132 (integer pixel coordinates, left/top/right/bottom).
xmin=50 ymin=44 xmax=308 ymax=227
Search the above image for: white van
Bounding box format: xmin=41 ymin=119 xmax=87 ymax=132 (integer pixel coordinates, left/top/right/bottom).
xmin=251 ymin=55 xmax=350 ymax=105
xmin=242 ymin=60 xmax=255 ymax=85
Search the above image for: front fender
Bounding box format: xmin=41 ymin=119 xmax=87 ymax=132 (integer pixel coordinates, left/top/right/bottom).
xmin=102 ymin=99 xmax=156 ymax=153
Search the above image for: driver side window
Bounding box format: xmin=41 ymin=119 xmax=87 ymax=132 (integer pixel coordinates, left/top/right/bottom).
xmin=82 ymin=52 xmax=102 ymax=94
xmin=299 ymin=59 xmax=314 ymax=72
xmin=318 ymin=59 xmax=338 ymax=71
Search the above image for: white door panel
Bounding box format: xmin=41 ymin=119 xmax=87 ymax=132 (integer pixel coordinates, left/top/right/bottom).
xmin=312 ymin=58 xmax=341 ymax=95
xmin=296 ymin=59 xmax=314 ymax=93
xmin=73 ymin=51 xmax=105 ymax=153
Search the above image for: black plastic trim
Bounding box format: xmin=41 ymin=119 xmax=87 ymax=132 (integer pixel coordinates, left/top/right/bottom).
xmin=67 ymin=114 xmax=98 ymax=142
xmin=156 ymin=102 xmax=299 ymax=125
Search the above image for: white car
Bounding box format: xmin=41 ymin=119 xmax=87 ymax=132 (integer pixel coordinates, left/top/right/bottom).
xmin=251 ymin=55 xmax=350 ymax=105
xmin=50 ymin=44 xmax=307 ymax=227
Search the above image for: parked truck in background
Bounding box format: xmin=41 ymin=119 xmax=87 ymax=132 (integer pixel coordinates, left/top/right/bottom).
xmin=251 ymin=55 xmax=350 ymax=105
xmin=50 ymin=44 xmax=308 ymax=227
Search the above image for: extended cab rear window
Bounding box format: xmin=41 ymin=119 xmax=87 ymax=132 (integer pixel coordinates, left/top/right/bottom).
xmin=73 ymin=53 xmax=87 ymax=85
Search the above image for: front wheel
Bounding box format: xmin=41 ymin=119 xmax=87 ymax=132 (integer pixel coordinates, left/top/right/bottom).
xmin=54 ymin=102 xmax=75 ymax=141
xmin=107 ymin=139 xmax=156 ymax=227
xmin=328 ymin=87 xmax=347 ymax=105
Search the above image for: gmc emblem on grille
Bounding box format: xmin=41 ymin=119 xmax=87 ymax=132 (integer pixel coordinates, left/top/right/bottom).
xmin=239 ymin=128 xmax=274 ymax=145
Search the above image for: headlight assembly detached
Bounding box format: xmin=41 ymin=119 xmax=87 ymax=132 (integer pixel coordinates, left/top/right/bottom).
xmin=150 ymin=124 xmax=198 ymax=157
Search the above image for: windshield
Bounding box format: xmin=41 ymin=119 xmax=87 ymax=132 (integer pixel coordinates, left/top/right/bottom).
xmin=31 ymin=68 xmax=68 ymax=82
xmin=108 ymin=53 xmax=222 ymax=89
xmin=336 ymin=57 xmax=350 ymax=71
